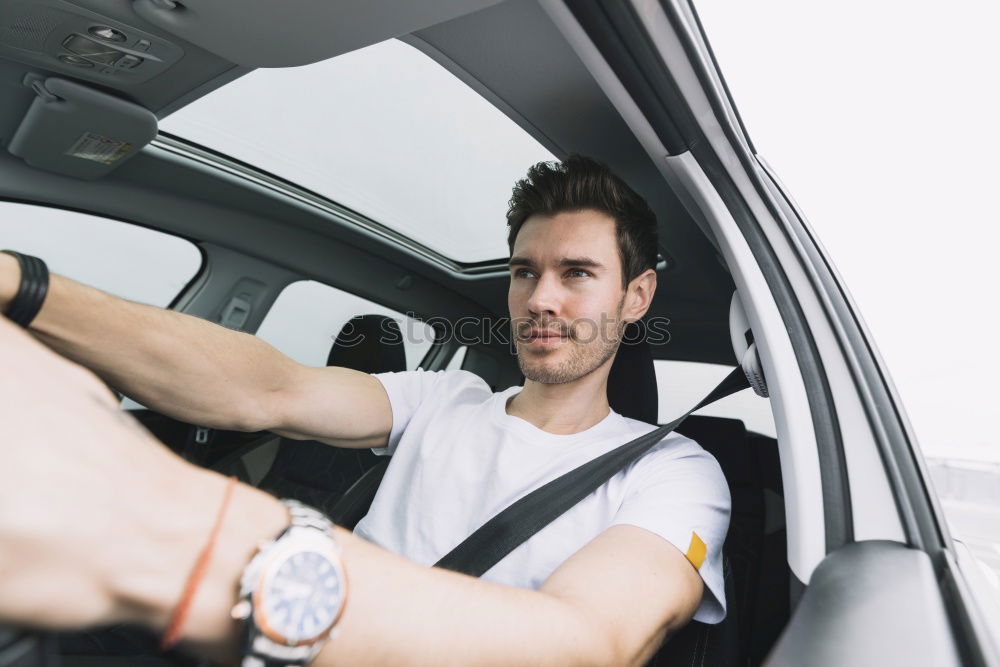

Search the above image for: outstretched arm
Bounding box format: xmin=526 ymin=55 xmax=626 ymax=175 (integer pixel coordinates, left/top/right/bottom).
xmin=0 ymin=253 xmax=392 ymax=448
xmin=0 ymin=316 xmax=702 ymax=666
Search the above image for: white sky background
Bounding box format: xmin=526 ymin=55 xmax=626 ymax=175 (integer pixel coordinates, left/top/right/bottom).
xmin=695 ymin=1 xmax=1000 ymax=462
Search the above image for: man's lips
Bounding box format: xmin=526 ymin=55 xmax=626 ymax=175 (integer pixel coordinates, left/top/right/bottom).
xmin=522 ymin=329 xmax=568 ymax=344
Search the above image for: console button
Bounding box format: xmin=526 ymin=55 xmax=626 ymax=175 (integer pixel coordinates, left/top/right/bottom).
xmin=89 ymin=26 xmax=127 ymax=42
xmin=115 ymin=54 xmax=143 ymax=69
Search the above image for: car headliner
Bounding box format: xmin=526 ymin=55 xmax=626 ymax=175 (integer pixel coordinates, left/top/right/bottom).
xmin=0 ymin=0 xmax=736 ymax=365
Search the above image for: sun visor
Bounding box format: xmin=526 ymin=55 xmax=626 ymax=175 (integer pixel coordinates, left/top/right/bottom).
xmin=131 ymin=0 xmax=504 ymax=68
xmin=8 ymin=76 xmax=156 ymax=180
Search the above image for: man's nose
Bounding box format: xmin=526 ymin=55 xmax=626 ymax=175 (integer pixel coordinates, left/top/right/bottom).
xmin=526 ymin=272 xmax=561 ymax=316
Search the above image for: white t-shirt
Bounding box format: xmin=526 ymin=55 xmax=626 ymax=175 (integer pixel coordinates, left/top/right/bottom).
xmin=352 ymin=369 xmax=731 ymax=623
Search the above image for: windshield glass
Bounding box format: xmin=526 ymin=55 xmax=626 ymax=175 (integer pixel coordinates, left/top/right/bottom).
xmin=160 ymin=39 xmax=556 ymax=263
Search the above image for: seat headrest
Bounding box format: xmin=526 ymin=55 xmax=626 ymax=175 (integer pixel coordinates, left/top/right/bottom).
xmin=729 ymin=292 xmax=769 ymax=397
xmin=607 ymin=321 xmax=658 ymax=424
xmin=327 ymin=314 xmax=406 ymax=373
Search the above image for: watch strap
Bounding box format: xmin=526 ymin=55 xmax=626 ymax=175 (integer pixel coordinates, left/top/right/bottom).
xmin=282 ymin=499 xmax=336 ymax=538
xmin=240 ymin=623 xmax=320 ymax=667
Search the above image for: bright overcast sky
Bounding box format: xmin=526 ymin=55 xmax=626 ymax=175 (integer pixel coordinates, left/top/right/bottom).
xmin=695 ymin=1 xmax=1000 ymax=462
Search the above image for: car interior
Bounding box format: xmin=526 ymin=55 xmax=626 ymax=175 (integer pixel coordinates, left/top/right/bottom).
xmin=0 ymin=1 xmax=815 ymax=665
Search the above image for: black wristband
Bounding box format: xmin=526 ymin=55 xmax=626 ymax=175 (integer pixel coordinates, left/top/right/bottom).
xmin=1 ymin=250 xmax=49 ymax=329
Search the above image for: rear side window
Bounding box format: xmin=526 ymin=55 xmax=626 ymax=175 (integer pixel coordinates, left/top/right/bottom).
xmin=0 ymin=202 xmax=202 ymax=307
xmin=255 ymin=280 xmax=435 ymax=370
xmin=446 ymin=345 xmax=469 ymax=370
xmin=655 ymin=360 xmax=776 ymax=437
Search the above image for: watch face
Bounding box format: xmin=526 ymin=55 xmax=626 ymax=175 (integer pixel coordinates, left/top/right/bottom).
xmin=255 ymin=548 xmax=345 ymax=645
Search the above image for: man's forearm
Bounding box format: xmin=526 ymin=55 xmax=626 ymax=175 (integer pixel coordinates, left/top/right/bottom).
xmin=318 ymin=526 xmax=614 ymax=667
xmin=128 ymin=474 xmax=616 ymax=667
xmin=0 ymin=253 xmax=290 ymax=430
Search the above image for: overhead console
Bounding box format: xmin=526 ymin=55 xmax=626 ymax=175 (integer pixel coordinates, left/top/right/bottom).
xmin=0 ymin=0 xmax=182 ymax=85
xmin=131 ymin=0 xmax=505 ymax=67
xmin=8 ymin=75 xmax=156 ymax=179
xmin=0 ymin=0 xmax=510 ymax=180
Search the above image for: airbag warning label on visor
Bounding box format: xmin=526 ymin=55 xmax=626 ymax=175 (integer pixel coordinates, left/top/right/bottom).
xmin=65 ymin=132 xmax=133 ymax=165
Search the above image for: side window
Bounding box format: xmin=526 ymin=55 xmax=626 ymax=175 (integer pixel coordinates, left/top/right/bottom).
xmin=655 ymin=360 xmax=776 ymax=437
xmin=0 ymin=201 xmax=202 ymax=307
xmin=255 ymin=280 xmax=435 ymax=369
xmin=445 ymin=345 xmax=469 ymax=371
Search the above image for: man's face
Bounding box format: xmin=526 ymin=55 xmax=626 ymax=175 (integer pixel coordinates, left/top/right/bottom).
xmin=508 ymin=210 xmax=634 ymax=385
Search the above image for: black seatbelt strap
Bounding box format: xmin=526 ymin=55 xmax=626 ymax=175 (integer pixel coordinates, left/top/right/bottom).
xmin=434 ymin=366 xmax=751 ymax=577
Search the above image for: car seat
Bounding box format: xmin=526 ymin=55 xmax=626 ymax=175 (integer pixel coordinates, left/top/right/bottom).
xmin=613 ymin=305 xmax=785 ymax=665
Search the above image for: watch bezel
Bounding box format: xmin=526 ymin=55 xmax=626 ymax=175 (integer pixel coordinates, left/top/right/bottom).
xmin=249 ymin=528 xmax=349 ymax=647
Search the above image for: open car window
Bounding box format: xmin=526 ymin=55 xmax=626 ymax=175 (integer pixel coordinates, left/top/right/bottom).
xmin=655 ymin=359 xmax=776 ymax=437
xmin=0 ymin=201 xmax=202 ymax=307
xmin=255 ymin=279 xmax=435 ymax=370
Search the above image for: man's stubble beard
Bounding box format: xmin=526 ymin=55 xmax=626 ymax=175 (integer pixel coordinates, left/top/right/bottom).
xmin=514 ymin=296 xmax=626 ymax=385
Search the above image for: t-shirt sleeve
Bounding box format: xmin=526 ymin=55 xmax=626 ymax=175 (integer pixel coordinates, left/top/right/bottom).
xmin=368 ymin=368 xmax=448 ymax=457
xmin=608 ymin=435 xmax=732 ymax=624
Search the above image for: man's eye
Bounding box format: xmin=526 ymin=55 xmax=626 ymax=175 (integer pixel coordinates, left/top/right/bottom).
xmin=566 ymin=268 xmax=591 ymax=278
xmin=513 ymin=268 xmax=536 ymax=279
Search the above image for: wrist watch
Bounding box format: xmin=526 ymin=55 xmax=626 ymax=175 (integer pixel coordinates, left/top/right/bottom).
xmin=231 ymin=499 xmax=348 ymax=667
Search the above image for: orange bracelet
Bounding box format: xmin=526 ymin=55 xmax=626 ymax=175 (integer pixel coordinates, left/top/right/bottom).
xmin=161 ymin=475 xmax=238 ymax=651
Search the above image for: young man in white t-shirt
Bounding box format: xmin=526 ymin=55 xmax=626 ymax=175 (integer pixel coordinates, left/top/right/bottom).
xmin=356 ymin=156 xmax=730 ymax=625
xmin=0 ymin=155 xmax=729 ymax=666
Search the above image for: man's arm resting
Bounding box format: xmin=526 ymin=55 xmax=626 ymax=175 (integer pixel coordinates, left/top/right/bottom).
xmin=125 ymin=480 xmax=702 ymax=667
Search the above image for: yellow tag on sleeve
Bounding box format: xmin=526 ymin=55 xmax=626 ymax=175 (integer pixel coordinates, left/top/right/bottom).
xmin=685 ymin=532 xmax=707 ymax=570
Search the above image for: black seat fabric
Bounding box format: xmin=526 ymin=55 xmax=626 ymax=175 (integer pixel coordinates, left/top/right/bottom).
xmin=325 ymin=313 xmax=406 ymax=371
xmin=675 ymin=416 xmax=762 ymax=665
xmin=604 ymin=333 xmax=785 ymax=664
xmin=256 ymin=315 xmax=406 ymax=516
xmin=741 ymin=433 xmax=788 ymax=664
xmin=607 ymin=322 xmax=658 ymax=424
xmin=672 ymin=418 xmax=787 ymax=665
xmin=603 ymin=337 xmax=737 ymax=666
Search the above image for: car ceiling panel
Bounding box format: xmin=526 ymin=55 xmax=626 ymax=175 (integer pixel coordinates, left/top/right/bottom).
xmin=0 ymin=0 xmax=241 ymax=116
xmin=0 ymin=58 xmax=35 ymax=146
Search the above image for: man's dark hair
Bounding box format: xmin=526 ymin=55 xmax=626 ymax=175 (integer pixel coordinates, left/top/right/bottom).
xmin=506 ymin=154 xmax=659 ymax=287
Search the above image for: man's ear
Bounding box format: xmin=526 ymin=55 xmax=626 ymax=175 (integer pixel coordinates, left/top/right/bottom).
xmin=623 ymin=268 xmax=657 ymax=323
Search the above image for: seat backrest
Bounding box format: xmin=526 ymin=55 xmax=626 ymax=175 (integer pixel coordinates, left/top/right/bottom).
xmin=675 ymin=416 xmax=758 ymax=663
xmin=257 ymin=315 xmax=406 ymax=514
xmin=607 ymin=321 xmax=658 ymax=424
xmin=603 ymin=327 xmax=740 ymax=666
xmin=326 ymin=313 xmax=406 ymax=372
